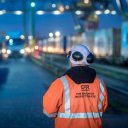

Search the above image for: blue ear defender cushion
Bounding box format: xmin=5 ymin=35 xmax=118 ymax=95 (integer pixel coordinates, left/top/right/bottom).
xmin=72 ymin=51 xmax=83 ymax=61
xmin=87 ymin=53 xmax=94 ymax=63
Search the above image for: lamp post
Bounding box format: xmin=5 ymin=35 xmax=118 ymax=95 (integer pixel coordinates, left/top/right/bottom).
xmin=23 ymin=0 xmax=27 ymax=40
xmin=29 ymin=0 xmax=36 ymax=39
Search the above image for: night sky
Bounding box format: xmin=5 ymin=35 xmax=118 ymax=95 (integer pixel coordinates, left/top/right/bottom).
xmin=0 ymin=12 xmax=123 ymax=37
xmin=0 ymin=0 xmax=126 ymax=37
xmin=0 ymin=12 xmax=76 ymax=37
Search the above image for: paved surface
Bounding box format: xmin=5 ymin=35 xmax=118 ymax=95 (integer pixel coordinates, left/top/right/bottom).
xmin=0 ymin=58 xmax=55 ymax=128
xmin=0 ymin=58 xmax=128 ymax=128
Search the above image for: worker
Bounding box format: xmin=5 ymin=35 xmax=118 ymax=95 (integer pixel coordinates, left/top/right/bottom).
xmin=43 ymin=44 xmax=108 ymax=128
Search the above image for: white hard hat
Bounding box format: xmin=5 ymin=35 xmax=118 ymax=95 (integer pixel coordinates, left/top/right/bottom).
xmin=68 ymin=44 xmax=94 ymax=65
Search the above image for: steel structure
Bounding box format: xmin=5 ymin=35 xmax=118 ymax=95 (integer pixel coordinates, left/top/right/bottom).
xmin=0 ymin=0 xmax=127 ymax=38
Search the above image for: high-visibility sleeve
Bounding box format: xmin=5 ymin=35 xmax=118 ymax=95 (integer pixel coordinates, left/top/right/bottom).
xmin=43 ymin=78 xmax=64 ymax=117
xmin=102 ymin=82 xmax=108 ymax=112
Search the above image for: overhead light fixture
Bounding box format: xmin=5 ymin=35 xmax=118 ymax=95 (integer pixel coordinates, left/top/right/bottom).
xmin=104 ymin=9 xmax=110 ymax=14
xmin=14 ymin=11 xmax=23 ymax=15
xmin=52 ymin=4 xmax=56 ymax=8
xmin=83 ymin=0 xmax=89 ymax=4
xmin=20 ymin=35 xmax=25 ymax=40
xmin=111 ymin=10 xmax=117 ymax=15
xmin=2 ymin=48 xmax=6 ymax=54
xmin=36 ymin=10 xmax=45 ymax=15
xmin=53 ymin=10 xmax=61 ymax=15
xmin=75 ymin=10 xmax=83 ymax=15
xmin=55 ymin=31 xmax=61 ymax=37
xmin=7 ymin=49 xmax=11 ymax=55
xmin=28 ymin=35 xmax=33 ymax=40
xmin=31 ymin=2 xmax=36 ymax=7
xmin=0 ymin=10 xmax=6 ymax=15
xmin=95 ymin=10 xmax=102 ymax=15
xmin=59 ymin=6 xmax=65 ymax=12
xmin=9 ymin=39 xmax=13 ymax=45
xmin=49 ymin=32 xmax=54 ymax=38
xmin=5 ymin=35 xmax=10 ymax=40
xmin=20 ymin=49 xmax=25 ymax=54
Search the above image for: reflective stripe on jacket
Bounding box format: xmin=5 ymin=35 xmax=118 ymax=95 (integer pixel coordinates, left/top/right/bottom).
xmin=43 ymin=75 xmax=108 ymax=128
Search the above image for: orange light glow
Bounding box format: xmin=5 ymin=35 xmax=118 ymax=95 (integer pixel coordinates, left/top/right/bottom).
xmin=35 ymin=46 xmax=39 ymax=50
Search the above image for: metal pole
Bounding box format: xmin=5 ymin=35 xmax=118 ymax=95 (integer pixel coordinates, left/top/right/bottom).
xmin=70 ymin=12 xmax=83 ymax=33
xmin=23 ymin=0 xmax=27 ymax=39
xmin=29 ymin=0 xmax=35 ymax=39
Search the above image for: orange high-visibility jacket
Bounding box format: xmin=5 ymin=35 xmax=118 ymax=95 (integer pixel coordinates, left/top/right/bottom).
xmin=43 ymin=75 xmax=108 ymax=128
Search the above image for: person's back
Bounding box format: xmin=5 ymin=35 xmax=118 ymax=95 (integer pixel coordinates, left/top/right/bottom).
xmin=43 ymin=44 xmax=108 ymax=128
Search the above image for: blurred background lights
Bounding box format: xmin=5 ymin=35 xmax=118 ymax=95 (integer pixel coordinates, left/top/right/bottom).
xmin=20 ymin=35 xmax=25 ymax=40
xmin=52 ymin=4 xmax=56 ymax=8
xmin=9 ymin=39 xmax=13 ymax=45
xmin=59 ymin=6 xmax=65 ymax=12
xmin=75 ymin=10 xmax=83 ymax=15
xmin=49 ymin=32 xmax=54 ymax=38
xmin=0 ymin=10 xmax=6 ymax=15
xmin=5 ymin=35 xmax=10 ymax=40
xmin=2 ymin=48 xmax=6 ymax=54
xmin=14 ymin=11 xmax=23 ymax=15
xmin=36 ymin=10 xmax=44 ymax=15
xmin=53 ymin=10 xmax=61 ymax=15
xmin=111 ymin=10 xmax=116 ymax=15
xmin=55 ymin=31 xmax=61 ymax=37
xmin=83 ymin=0 xmax=90 ymax=4
xmin=95 ymin=10 xmax=102 ymax=15
xmin=7 ymin=49 xmax=11 ymax=54
xmin=34 ymin=46 xmax=39 ymax=50
xmin=104 ymin=9 xmax=110 ymax=14
xmin=28 ymin=35 xmax=33 ymax=40
xmin=20 ymin=49 xmax=25 ymax=54
xmin=30 ymin=2 xmax=36 ymax=7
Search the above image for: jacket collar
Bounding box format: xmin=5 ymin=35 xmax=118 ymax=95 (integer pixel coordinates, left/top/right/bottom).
xmin=64 ymin=66 xmax=96 ymax=84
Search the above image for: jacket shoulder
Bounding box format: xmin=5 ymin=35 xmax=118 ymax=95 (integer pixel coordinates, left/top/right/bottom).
xmin=50 ymin=78 xmax=64 ymax=89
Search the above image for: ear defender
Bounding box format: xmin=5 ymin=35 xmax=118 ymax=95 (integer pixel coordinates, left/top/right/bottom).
xmin=72 ymin=51 xmax=83 ymax=61
xmin=86 ymin=53 xmax=94 ymax=64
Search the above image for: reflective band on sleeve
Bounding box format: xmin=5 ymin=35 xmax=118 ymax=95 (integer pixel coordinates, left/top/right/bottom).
xmin=60 ymin=76 xmax=70 ymax=113
xmin=98 ymin=80 xmax=105 ymax=111
xmin=43 ymin=110 xmax=57 ymax=118
xmin=58 ymin=112 xmax=103 ymax=119
xmin=100 ymin=80 xmax=104 ymax=93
